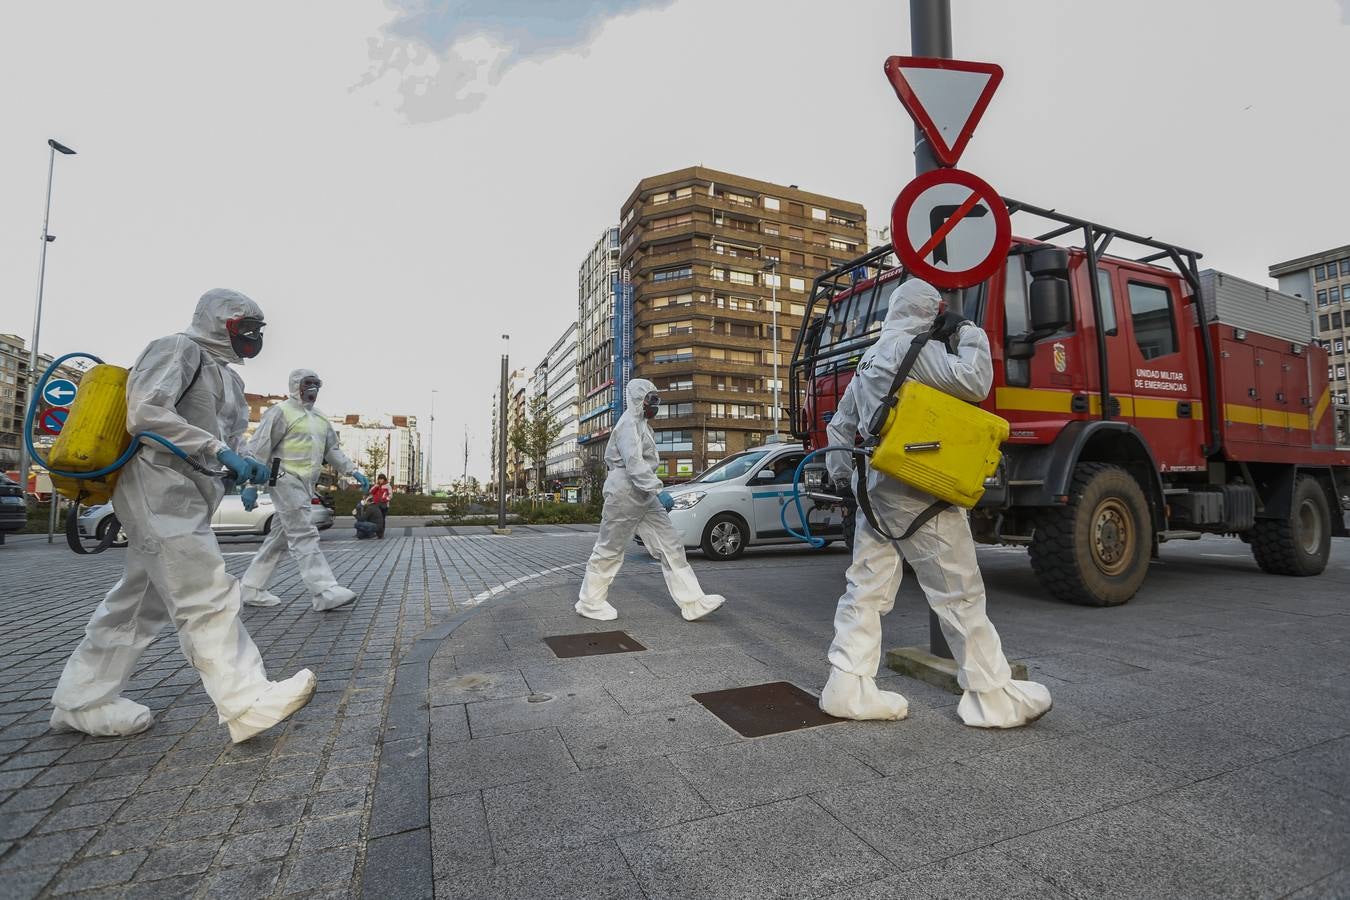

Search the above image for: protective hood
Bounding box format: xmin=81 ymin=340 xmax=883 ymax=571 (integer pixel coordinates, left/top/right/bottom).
xmin=881 ymin=278 xmax=942 ymax=337
xmin=182 ymin=289 xmax=264 ymax=365
xmin=624 ymin=378 xmax=658 ymax=418
xmin=289 ymin=368 xmax=319 ymax=408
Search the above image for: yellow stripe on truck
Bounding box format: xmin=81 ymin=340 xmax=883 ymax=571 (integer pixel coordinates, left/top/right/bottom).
xmin=994 ymin=387 xmax=1201 ymax=420
xmin=1312 ymin=388 xmax=1331 ymax=430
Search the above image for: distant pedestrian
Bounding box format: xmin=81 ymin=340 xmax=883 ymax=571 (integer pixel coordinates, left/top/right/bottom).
xmin=370 ymin=473 xmax=391 ymax=539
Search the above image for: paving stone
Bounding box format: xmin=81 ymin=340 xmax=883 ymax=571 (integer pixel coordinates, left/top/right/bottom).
xmin=0 ymin=811 xmax=44 ymax=841
xmin=162 ymin=806 xmax=240 ymax=841
xmin=431 ymin=727 xmax=578 ymax=797
xmin=250 ymin=772 xmax=318 ymax=801
xmin=482 ymin=756 xmax=712 ymax=859
xmin=317 ymin=764 xmax=373 ymax=795
xmin=134 ymin=836 xmax=224 ymax=881
xmin=116 ymin=788 xmax=192 ymax=822
xmin=0 ymin=864 xmax=58 ymax=900
xmin=430 ymin=668 xmax=530 ymax=705
xmin=363 ymin=828 xmax=432 ymax=900
xmin=308 ymin=787 xmax=367 ymax=818
xmin=83 ymin=820 xmax=168 ymax=856
xmin=35 ymin=799 xmax=123 ymax=833
xmin=816 ymin=847 xmax=1072 ymax=899
xmin=298 ymin=812 xmax=362 ymax=852
xmin=433 ymin=843 xmax=641 ymax=900
xmin=73 ymin=774 xmax=148 ymax=802
xmin=619 ymin=796 xmax=892 ymax=900
xmin=0 ymin=828 xmax=97 ymax=870
xmin=429 ymin=792 xmax=493 ymax=881
xmin=466 ymin=685 xmax=628 ymax=738
xmin=1090 ymin=704 xmax=1288 ymax=778
xmin=0 ymin=784 xmax=72 ymax=813
xmin=281 ymin=845 xmax=357 ymax=893
xmin=220 ymin=825 xmax=295 ymax=861
xmin=0 ymin=769 xmax=39 ymax=791
xmin=559 ymin=702 xmax=740 ymax=770
xmin=1258 ymin=736 xmax=1350 ymax=800
xmin=203 ymin=860 xmax=283 ymax=899
xmin=46 ymin=850 xmax=147 ymax=895
xmin=997 ymin=801 xmax=1302 ymax=899
xmin=0 ymin=749 xmax=67 ymax=771
xmin=429 ymin=704 xmax=469 ymax=744
xmin=122 ymin=873 xmax=208 ymax=899
xmin=233 ymin=798 xmax=308 ymax=833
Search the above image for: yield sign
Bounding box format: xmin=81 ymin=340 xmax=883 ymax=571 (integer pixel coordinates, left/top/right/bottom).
xmin=884 ymin=56 xmax=1003 ymax=168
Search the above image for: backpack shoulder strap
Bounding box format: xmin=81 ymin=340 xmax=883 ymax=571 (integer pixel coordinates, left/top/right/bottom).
xmin=176 ymin=343 xmax=206 ymax=408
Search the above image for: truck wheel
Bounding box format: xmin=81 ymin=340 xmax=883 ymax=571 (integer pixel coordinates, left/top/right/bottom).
xmin=701 ymin=513 xmax=746 ymax=561
xmin=1248 ymin=475 xmax=1331 ymax=577
xmin=1029 ymin=462 xmax=1152 ymax=607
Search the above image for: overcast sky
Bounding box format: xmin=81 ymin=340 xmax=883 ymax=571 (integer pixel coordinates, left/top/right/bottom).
xmin=2 ymin=0 xmax=1347 ymax=482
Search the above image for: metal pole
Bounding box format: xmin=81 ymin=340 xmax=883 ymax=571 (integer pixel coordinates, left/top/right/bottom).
xmin=428 ymin=389 xmax=437 ymax=492
xmin=23 ymin=145 xmax=57 ymax=531
xmin=497 ymin=353 xmax=508 ymax=530
xmin=911 ymin=0 xmax=955 ymax=660
xmin=771 ymin=263 xmax=779 ymax=438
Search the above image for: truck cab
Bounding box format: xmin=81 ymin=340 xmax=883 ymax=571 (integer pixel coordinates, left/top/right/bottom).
xmin=790 ymin=200 xmax=1350 ymax=607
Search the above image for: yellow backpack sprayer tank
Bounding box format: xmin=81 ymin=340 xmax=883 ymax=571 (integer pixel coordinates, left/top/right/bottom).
xmin=46 ymin=364 xmax=132 ymax=505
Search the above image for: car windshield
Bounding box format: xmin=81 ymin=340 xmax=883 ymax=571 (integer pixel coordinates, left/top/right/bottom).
xmin=693 ymin=449 xmax=771 ymax=484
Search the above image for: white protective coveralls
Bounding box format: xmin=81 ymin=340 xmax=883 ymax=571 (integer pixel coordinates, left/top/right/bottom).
xmin=240 ymin=369 xmax=362 ymax=611
xmin=822 ymin=278 xmax=1052 ymax=728
xmin=576 ymin=378 xmax=726 ymax=622
xmin=50 ymin=290 xmax=316 ymax=742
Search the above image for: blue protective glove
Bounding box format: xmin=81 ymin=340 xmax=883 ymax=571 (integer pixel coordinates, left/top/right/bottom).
xmin=241 ymin=485 xmax=259 ymax=511
xmin=351 ymin=471 xmax=371 ymax=492
xmin=217 ymin=448 xmax=271 ymax=485
xmin=658 ymin=490 xmax=674 ymax=512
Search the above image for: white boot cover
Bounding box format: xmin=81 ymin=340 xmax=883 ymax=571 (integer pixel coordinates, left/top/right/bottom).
xmin=50 ymin=697 xmax=155 ymax=737
xmin=313 ymin=586 xmax=357 ymax=612
xmin=227 ymin=669 xmax=317 ymax=743
xmin=575 ymin=598 xmax=619 ymax=621
xmin=957 ymin=679 xmax=1053 ymax=728
xmin=679 ymin=594 xmax=725 ymax=622
xmin=819 ymin=667 xmax=909 ymax=721
xmin=241 ymin=585 xmax=282 ymax=608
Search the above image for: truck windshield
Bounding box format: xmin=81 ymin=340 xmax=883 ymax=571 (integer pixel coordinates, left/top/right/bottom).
xmin=693 ymin=449 xmax=771 ymax=484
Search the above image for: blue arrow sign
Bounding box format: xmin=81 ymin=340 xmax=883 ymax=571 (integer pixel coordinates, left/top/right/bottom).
xmin=42 ymin=379 xmax=78 ymax=405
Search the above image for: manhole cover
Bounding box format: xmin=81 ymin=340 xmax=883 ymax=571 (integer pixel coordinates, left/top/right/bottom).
xmin=542 ymin=630 xmax=647 ymax=659
xmin=692 ymin=681 xmax=842 ymax=738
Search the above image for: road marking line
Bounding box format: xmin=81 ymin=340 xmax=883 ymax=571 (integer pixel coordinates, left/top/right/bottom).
xmin=464 ymin=563 xmax=587 ymax=607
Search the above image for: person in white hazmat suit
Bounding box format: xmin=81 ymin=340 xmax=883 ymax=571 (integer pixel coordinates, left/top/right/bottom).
xmin=49 ymin=289 xmax=316 ymax=743
xmin=576 ymin=378 xmax=726 ymax=622
xmin=821 ymin=278 xmax=1053 ymax=728
xmin=239 ymin=369 xmax=369 ymax=612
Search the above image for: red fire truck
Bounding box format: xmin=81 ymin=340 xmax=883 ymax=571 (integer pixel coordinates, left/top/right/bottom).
xmin=789 ymin=199 xmax=1350 ymax=606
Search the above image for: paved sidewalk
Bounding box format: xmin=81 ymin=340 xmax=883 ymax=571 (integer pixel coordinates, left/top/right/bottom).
xmin=415 ymin=538 xmax=1350 ymax=900
xmin=0 ymin=529 xmax=598 ymax=899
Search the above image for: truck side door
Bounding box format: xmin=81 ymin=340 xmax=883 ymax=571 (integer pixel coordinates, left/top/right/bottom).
xmin=1120 ymin=273 xmax=1206 ymax=470
xmin=1079 ymin=261 xmax=1137 ymax=428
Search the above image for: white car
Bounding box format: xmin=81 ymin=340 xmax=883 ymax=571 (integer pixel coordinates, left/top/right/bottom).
xmin=656 ymin=442 xmax=846 ymax=560
xmin=79 ymin=489 xmax=334 ymax=546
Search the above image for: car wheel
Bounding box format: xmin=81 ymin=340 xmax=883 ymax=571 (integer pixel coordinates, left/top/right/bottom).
xmin=97 ymin=515 xmax=129 ymax=548
xmin=262 ymin=515 xmax=275 ymax=536
xmin=701 ymin=513 xmax=747 ymax=561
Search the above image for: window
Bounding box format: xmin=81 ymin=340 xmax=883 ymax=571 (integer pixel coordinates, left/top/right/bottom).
xmin=1004 ymin=255 xmax=1030 ymax=335
xmin=652 ymin=187 xmax=692 ymax=205
xmin=1332 ymin=286 xmax=1343 ymax=304
xmin=763 ymin=351 xmax=783 ymax=365
xmin=676 ymin=459 xmax=694 ymax=476
xmin=723 ymin=190 xmax=754 ymax=206
xmin=654 ymin=429 xmax=693 ymax=452
xmin=829 ymin=238 xmax=855 ymax=252
xmin=1318 ymin=291 xmax=1329 ymax=308
xmin=1322 ymin=314 xmax=1332 ymax=331
xmin=662 ymin=377 xmax=693 ymax=391
xmin=650 ymin=293 xmax=693 ymax=309
xmin=762 ymin=224 xmax=779 ymax=237
xmin=651 ymin=213 xmax=692 ymax=232
xmin=1336 ymin=339 xmax=1345 ymax=353
xmin=652 ymin=266 xmax=691 ymax=283
xmin=1341 ymin=259 xmax=1350 ymax=276
xmin=811 ymin=207 xmax=827 ymax=221
xmin=789 ymin=277 xmax=806 ymax=293
xmin=764 ymin=453 xmax=806 ymax=484
xmin=1128 ymin=282 xmax=1178 ymax=360
xmin=652 ymin=320 xmax=694 ymax=337
xmin=654 ymin=402 xmax=693 ymax=418
xmin=763 ymin=196 xmax=780 ymax=211
xmin=652 ymin=348 xmax=693 ymax=364
xmin=1339 ymin=366 xmax=1347 ymax=379
xmin=706 ymin=430 xmax=727 ymax=452
xmin=1096 ymin=270 xmax=1118 ymax=335
xmin=762 ymin=273 xmax=781 ymax=289
xmin=708 ymin=348 xmax=756 ymax=364
xmin=1316 ymin=265 xmax=1326 ymax=280
xmin=790 ymin=302 xmax=805 ymax=316
xmin=729 ymin=270 xmax=755 ymax=286
xmin=710 ymin=403 xmax=758 ymax=419
xmin=1334 ymin=312 xmax=1344 ymax=329
xmin=655 ymin=459 xmax=668 ymax=476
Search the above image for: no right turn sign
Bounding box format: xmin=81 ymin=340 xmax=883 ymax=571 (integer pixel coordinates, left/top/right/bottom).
xmin=890 ymin=167 xmax=1011 ymax=290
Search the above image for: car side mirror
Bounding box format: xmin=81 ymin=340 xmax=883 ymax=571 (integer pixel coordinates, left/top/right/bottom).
xmin=754 ymin=469 xmax=775 ymax=481
xmin=1029 ymin=277 xmax=1072 ymax=333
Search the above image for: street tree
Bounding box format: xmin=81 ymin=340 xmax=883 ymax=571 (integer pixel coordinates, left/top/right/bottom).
xmin=361 ymin=444 xmax=387 ymax=482
xmin=509 ymin=394 xmax=562 ymax=499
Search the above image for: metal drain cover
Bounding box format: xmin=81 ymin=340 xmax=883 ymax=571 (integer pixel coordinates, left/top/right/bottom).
xmin=692 ymin=681 xmax=842 ymax=738
xmin=542 ymin=630 xmax=647 ymax=659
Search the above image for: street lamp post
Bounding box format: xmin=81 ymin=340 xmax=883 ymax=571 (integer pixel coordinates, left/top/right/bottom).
xmin=496 ymin=335 xmax=509 ymax=532
xmin=20 ymin=139 xmax=77 ymax=543
xmin=761 ymin=257 xmax=781 ymax=439
xmin=427 ymin=389 xmax=438 ymax=493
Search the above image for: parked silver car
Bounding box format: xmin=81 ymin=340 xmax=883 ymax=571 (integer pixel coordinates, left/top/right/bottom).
xmin=79 ymin=489 xmax=333 ymax=547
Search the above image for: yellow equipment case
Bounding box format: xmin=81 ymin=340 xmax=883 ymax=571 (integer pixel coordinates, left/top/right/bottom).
xmin=871 ymin=379 xmax=1009 ymax=508
xmin=46 ymin=364 xmax=132 ymax=505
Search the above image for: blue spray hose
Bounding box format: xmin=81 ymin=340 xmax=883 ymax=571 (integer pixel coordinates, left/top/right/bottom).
xmin=24 ymin=351 xmax=221 ymax=482
xmin=778 ymin=444 xmax=863 ymax=549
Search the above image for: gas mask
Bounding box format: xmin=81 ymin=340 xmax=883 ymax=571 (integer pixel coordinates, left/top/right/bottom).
xmin=642 ymin=391 xmax=661 ymax=419
xmin=226 ymin=316 xmax=265 ymax=359
xmin=299 ymin=376 xmax=322 ymax=405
